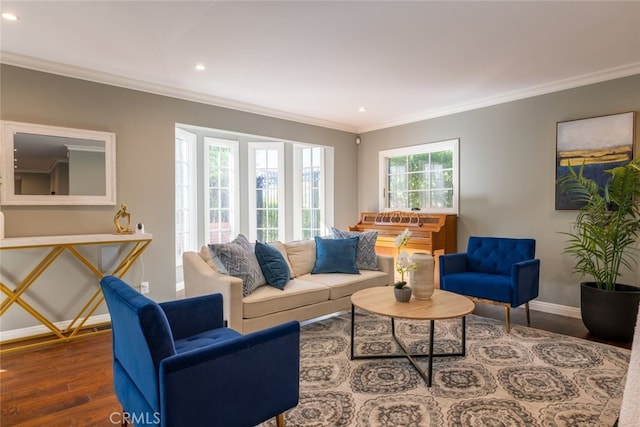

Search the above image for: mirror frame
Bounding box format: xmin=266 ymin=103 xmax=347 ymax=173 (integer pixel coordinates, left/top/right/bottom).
xmin=1 ymin=121 xmax=116 ymax=206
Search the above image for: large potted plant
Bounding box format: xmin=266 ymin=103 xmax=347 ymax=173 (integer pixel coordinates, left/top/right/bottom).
xmin=558 ymin=157 xmax=640 ymax=342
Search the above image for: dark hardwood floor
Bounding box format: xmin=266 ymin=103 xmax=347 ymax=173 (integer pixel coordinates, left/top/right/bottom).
xmin=0 ymin=304 xmax=631 ymax=426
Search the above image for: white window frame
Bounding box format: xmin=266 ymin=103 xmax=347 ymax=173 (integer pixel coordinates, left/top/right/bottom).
xmin=293 ymin=145 xmax=329 ymax=240
xmin=248 ymin=142 xmax=285 ymax=241
xmin=175 ymin=127 xmax=197 ymax=266
xmin=378 ymin=138 xmax=459 ymax=214
xmin=204 ymin=137 xmax=239 ymax=244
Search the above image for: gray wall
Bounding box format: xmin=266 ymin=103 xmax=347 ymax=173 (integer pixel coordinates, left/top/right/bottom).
xmin=359 ymin=74 xmax=640 ymax=310
xmin=0 ymin=65 xmax=357 ymax=331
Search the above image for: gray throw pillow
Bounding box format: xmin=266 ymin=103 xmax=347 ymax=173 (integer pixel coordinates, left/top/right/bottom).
xmin=331 ymin=228 xmax=379 ymax=270
xmin=208 ymin=234 xmax=266 ymax=296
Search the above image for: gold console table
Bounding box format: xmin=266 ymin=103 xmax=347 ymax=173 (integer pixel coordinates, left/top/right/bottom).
xmin=0 ymin=233 xmax=152 ymax=353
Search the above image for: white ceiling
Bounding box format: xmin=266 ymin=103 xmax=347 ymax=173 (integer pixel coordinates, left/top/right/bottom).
xmin=1 ymin=1 xmax=639 ymax=133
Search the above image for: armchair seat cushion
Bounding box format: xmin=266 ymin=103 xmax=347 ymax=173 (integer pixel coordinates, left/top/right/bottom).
xmin=173 ymin=328 xmax=242 ymax=354
xmin=441 ymin=272 xmax=513 ymax=305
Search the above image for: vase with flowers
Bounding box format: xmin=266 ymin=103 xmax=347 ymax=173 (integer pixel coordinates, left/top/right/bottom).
xmin=394 ymin=228 xmax=417 ymax=301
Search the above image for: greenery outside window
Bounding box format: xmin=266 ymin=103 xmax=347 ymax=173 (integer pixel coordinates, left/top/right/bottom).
xmin=379 ymin=139 xmax=459 ymax=214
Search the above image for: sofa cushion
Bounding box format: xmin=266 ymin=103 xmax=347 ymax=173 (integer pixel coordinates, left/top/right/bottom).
xmin=299 ymin=270 xmax=390 ymax=300
xmin=331 ymin=228 xmax=379 ymax=270
xmin=242 ymin=279 xmax=331 ymax=319
xmin=208 ymin=234 xmax=266 ymax=297
xmin=254 ymin=241 xmax=290 ymax=290
xmin=312 ymin=236 xmax=359 ymax=274
xmin=284 ymin=239 xmax=317 ymax=277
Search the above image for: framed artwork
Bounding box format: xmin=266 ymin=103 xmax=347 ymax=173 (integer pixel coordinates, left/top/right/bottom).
xmin=555 ymin=111 xmax=636 ymax=210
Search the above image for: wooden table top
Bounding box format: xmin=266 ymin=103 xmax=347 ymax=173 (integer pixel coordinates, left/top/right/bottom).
xmin=351 ymin=287 xmax=475 ymax=321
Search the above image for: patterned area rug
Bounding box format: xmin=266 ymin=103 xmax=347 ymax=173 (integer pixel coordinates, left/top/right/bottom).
xmin=260 ymin=311 xmax=630 ymax=427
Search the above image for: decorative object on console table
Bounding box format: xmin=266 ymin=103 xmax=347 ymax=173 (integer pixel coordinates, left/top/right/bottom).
xmin=410 ymin=252 xmax=435 ymax=300
xmin=349 ymin=211 xmax=457 ymax=287
xmin=113 ymin=203 xmax=134 ymax=234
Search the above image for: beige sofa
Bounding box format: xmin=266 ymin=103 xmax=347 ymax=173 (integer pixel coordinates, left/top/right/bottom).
xmin=183 ymin=239 xmax=394 ymax=333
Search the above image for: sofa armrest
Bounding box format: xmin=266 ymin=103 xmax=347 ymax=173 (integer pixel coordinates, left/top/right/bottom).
xmin=182 ymin=251 xmax=244 ymax=332
xmin=160 ymin=293 xmax=224 ymax=340
xmin=511 ymin=258 xmax=540 ymax=306
xmin=375 ymin=254 xmax=395 ymax=286
xmin=159 ymin=321 xmax=300 ymax=426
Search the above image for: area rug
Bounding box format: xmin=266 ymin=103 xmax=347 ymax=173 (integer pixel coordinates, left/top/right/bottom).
xmin=260 ymin=311 xmax=630 ymax=427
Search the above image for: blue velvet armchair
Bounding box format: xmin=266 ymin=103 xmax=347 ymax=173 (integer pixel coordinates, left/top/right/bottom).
xmin=439 ymin=236 xmax=540 ymax=332
xmin=100 ymin=275 xmax=300 ymax=427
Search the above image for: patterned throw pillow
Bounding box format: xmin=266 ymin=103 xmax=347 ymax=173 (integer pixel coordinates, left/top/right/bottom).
xmin=331 ymin=228 xmax=379 ymax=270
xmin=208 ymin=234 xmax=266 ymax=296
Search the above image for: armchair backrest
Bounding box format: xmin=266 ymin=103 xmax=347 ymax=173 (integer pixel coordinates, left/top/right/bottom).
xmin=467 ymin=236 xmax=536 ymax=276
xmin=101 ymin=276 xmax=177 ymax=412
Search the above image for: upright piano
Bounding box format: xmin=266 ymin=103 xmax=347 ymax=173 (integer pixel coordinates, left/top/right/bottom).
xmin=349 ymin=211 xmax=457 ymax=285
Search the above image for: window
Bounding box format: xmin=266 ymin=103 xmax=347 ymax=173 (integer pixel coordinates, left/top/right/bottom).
xmin=379 ymin=139 xmax=459 ymax=214
xmin=175 ymin=128 xmax=197 ymax=266
xmin=294 ymin=146 xmax=325 ymax=239
xmin=249 ymin=143 xmax=285 ymax=242
xmin=176 ymin=125 xmax=334 ymax=259
xmin=204 ymin=137 xmax=238 ymax=244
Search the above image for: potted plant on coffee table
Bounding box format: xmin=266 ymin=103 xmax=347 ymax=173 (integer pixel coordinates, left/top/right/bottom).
xmin=557 ymin=157 xmax=640 ymax=342
xmin=394 ymin=229 xmax=416 ymax=302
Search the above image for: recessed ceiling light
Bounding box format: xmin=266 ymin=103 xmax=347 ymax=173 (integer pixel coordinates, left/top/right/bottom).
xmin=358 ymin=106 xmax=367 ymax=113
xmin=195 ymin=63 xmax=206 ymax=71
xmin=1 ymin=12 xmax=19 ymax=21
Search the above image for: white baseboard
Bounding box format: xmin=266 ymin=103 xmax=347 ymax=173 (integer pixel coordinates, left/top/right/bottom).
xmin=529 ymin=300 xmax=581 ymax=319
xmin=0 ymin=313 xmax=111 ymax=342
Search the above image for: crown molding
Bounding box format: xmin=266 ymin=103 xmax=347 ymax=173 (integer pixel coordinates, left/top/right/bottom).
xmin=2 ymin=52 xmax=638 ymax=135
xmin=357 ymin=62 xmax=640 ymax=133
xmin=0 ymin=52 xmax=358 ymax=133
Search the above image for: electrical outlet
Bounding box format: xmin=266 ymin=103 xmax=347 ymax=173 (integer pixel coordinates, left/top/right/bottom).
xmin=141 ymin=281 xmax=150 ymax=294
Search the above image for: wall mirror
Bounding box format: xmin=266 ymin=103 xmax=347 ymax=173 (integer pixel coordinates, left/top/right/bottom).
xmin=1 ymin=121 xmax=116 ymax=205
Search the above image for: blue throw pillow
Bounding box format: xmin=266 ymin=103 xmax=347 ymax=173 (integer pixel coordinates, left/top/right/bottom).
xmin=312 ymin=236 xmax=360 ymax=274
xmin=254 ymin=241 xmax=290 ymax=290
xmin=331 ymin=227 xmax=379 ymax=270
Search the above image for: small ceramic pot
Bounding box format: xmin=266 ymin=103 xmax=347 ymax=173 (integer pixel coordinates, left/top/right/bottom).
xmin=394 ymin=286 xmax=412 ymax=302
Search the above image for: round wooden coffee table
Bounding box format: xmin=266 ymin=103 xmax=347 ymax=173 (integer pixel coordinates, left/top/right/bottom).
xmin=350 ymin=287 xmax=475 ymax=387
